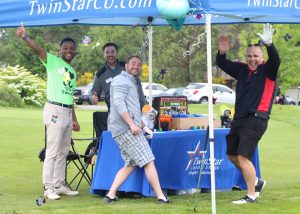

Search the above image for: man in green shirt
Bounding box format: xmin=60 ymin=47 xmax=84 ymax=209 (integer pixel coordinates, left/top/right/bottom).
xmin=17 ymin=23 xmax=80 ymax=200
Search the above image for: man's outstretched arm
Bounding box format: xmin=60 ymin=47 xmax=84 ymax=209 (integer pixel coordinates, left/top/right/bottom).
xmin=16 ymin=22 xmax=46 ymax=62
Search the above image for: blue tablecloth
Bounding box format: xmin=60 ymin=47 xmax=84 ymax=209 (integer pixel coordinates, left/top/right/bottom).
xmin=90 ymin=129 xmax=260 ymax=196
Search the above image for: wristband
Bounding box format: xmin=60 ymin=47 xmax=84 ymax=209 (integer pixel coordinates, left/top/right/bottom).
xmin=22 ymin=34 xmax=29 ymax=40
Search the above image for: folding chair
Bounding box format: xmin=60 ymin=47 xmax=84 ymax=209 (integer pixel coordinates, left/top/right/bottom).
xmin=65 ymin=138 xmax=96 ymax=190
xmin=93 ymin=111 xmax=108 ymax=138
xmin=66 ymin=111 xmax=108 ymax=190
xmin=82 ymin=111 xmax=108 ymax=178
xmin=39 ymin=127 xmax=97 ymax=191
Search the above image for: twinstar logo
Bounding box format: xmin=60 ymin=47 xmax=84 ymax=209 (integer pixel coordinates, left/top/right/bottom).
xmin=185 ymin=140 xmax=206 ymax=171
xmin=185 ymin=140 xmax=224 ymax=176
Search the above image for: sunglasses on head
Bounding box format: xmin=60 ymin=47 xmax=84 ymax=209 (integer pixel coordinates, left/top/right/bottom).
xmin=247 ymin=43 xmax=261 ymax=47
xmin=248 ymin=39 xmax=265 ymax=47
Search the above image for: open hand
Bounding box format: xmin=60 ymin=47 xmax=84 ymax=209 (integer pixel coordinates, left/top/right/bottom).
xmin=256 ymin=23 xmax=274 ymax=45
xmin=218 ymin=35 xmax=230 ymax=54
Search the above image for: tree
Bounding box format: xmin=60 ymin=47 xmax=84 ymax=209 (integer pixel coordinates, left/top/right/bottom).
xmin=0 ymin=24 xmax=299 ymax=91
xmin=152 ymin=25 xmax=211 ymax=87
xmin=1 ymin=26 xmax=89 ymax=79
xmin=271 ymin=24 xmax=300 ymax=91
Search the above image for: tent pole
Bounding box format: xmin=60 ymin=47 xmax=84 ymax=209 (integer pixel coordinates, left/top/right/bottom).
xmin=206 ymin=13 xmax=216 ymax=214
xmin=148 ymin=17 xmax=153 ymax=107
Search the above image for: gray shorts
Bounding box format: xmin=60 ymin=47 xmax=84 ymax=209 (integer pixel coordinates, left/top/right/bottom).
xmin=114 ymin=129 xmax=155 ymax=167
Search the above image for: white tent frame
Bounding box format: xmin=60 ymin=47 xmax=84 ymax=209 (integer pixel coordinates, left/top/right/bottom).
xmin=146 ymin=13 xmax=217 ymax=214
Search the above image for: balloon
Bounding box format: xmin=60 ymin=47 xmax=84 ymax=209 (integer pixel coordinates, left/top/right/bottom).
xmin=156 ymin=0 xmax=190 ymax=19
xmin=166 ymin=18 xmax=185 ymax=31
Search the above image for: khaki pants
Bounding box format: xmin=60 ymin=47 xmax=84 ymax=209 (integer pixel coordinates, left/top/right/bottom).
xmin=42 ymin=103 xmax=73 ymax=189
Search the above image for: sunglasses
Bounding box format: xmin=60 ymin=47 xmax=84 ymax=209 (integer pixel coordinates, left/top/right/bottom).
xmin=247 ymin=43 xmax=261 ymax=47
xmin=248 ymin=39 xmax=265 ymax=47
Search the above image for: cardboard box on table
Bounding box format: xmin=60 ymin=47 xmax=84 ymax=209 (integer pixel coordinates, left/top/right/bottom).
xmin=170 ymin=117 xmax=221 ymax=130
xmin=153 ymin=96 xmax=188 ymax=129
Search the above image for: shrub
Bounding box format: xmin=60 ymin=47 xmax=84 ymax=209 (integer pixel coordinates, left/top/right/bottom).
xmin=0 ymin=65 xmax=46 ymax=106
xmin=77 ymin=71 xmax=94 ymax=86
xmin=0 ymin=81 xmax=24 ymax=107
xmin=213 ymin=77 xmax=227 ymax=85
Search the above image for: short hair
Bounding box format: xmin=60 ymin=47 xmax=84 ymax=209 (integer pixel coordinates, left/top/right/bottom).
xmin=246 ymin=45 xmax=263 ymax=55
xmin=126 ymin=55 xmax=143 ymax=64
xmin=60 ymin=37 xmax=76 ymax=47
xmin=102 ymin=42 xmax=118 ymax=52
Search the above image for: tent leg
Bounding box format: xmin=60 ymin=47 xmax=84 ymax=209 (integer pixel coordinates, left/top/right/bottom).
xmin=205 ymin=13 xmax=216 ymax=214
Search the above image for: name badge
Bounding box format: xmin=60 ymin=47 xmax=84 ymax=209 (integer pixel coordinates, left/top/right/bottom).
xmin=105 ymin=77 xmax=113 ymax=83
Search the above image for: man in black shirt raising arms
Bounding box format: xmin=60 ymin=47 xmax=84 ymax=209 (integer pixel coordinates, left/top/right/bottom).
xmin=216 ymin=23 xmax=280 ymax=204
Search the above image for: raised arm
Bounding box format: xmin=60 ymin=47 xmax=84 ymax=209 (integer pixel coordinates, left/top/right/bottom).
xmin=16 ymin=23 xmax=47 ymax=62
xmin=262 ymin=43 xmax=280 ymax=80
xmin=256 ymin=23 xmax=280 ymax=80
xmin=216 ymin=35 xmax=240 ymax=79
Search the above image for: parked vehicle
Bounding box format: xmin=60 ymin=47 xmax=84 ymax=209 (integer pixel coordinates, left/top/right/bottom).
xmin=160 ymin=87 xmax=185 ymax=97
xmin=74 ymin=82 xmax=104 ymax=105
xmin=276 ymin=95 xmax=297 ymax=105
xmin=284 ymin=96 xmax=296 ymax=105
xmin=285 ymin=87 xmax=300 ymax=105
xmin=183 ymin=83 xmax=235 ymax=104
xmin=215 ymin=90 xmax=236 ymax=104
xmin=141 ymin=82 xmax=168 ymax=101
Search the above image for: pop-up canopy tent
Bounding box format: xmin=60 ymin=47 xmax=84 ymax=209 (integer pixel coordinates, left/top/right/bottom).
xmin=0 ymin=0 xmax=300 ymax=27
xmin=1 ymin=1 xmax=298 ymax=213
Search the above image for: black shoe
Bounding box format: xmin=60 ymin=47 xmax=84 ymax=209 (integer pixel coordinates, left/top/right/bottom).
xmin=232 ymin=195 xmax=257 ymax=204
xmin=255 ymin=179 xmax=266 ymax=197
xmin=103 ymin=195 xmax=118 ymax=203
xmin=158 ymin=196 xmax=171 ymax=204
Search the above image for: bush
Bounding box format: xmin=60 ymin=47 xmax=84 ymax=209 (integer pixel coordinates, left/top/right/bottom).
xmin=0 ymin=65 xmax=46 ymax=106
xmin=77 ymin=71 xmax=94 ymax=86
xmin=0 ymin=81 xmax=24 ymax=107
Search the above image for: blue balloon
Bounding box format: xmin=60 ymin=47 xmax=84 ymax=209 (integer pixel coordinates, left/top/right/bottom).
xmin=156 ymin=0 xmax=190 ymax=19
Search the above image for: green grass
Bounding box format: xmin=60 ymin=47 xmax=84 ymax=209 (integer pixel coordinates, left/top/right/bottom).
xmin=0 ymin=104 xmax=299 ymax=214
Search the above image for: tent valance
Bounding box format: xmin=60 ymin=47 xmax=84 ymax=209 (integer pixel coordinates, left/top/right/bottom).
xmin=0 ymin=0 xmax=299 ymax=28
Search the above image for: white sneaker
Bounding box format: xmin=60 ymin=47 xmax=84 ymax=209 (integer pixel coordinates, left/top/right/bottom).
xmin=232 ymin=195 xmax=257 ymax=204
xmin=55 ymin=185 xmax=79 ymax=196
xmin=44 ymin=188 xmax=60 ymax=200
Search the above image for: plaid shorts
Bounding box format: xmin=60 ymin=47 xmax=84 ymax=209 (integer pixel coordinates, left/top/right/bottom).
xmin=114 ymin=129 xmax=155 ymax=167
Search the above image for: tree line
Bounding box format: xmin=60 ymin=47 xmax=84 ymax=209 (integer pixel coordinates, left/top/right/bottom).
xmin=0 ymin=24 xmax=299 ymax=92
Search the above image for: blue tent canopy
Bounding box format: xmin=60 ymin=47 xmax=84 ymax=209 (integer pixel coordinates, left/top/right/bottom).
xmin=0 ymin=0 xmax=299 ymax=27
xmin=1 ymin=1 xmax=298 ymax=214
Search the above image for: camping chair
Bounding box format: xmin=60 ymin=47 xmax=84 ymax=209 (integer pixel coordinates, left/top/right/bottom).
xmin=65 ymin=138 xmax=96 ymax=190
xmin=83 ymin=111 xmax=108 ymax=177
xmin=93 ymin=111 xmax=108 ymax=138
xmin=39 ymin=127 xmax=98 ymax=191
xmin=66 ymin=111 xmax=108 ymax=190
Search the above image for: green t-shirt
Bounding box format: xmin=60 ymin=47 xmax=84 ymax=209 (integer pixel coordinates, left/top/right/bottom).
xmin=41 ymin=53 xmax=76 ymax=105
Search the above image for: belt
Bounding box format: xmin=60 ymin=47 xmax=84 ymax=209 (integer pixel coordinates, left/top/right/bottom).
xmin=47 ymin=100 xmax=73 ymax=109
xmin=248 ymin=111 xmax=269 ymax=120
